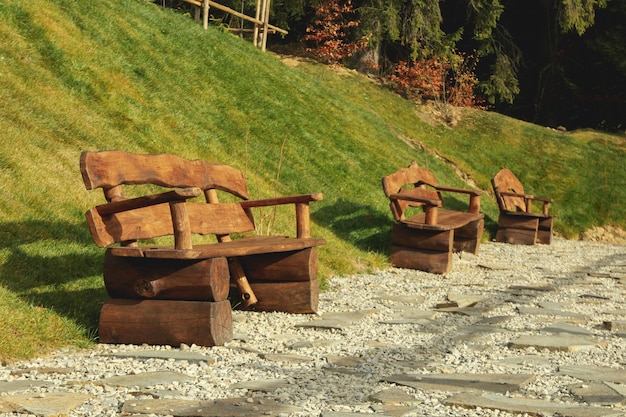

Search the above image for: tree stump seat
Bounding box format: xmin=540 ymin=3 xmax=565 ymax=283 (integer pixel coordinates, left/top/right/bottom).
xmin=81 ymin=150 xmax=325 ymax=347
xmin=382 ymin=161 xmax=485 ymax=274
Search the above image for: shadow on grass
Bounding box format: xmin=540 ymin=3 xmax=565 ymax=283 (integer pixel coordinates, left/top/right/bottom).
xmin=0 ymin=219 xmax=105 ymax=332
xmin=313 ymin=197 xmax=499 ymax=254
xmin=312 ymin=198 xmax=393 ymax=254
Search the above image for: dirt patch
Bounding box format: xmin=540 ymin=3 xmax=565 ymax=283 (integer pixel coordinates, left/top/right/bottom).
xmin=580 ymin=225 xmax=626 ymax=244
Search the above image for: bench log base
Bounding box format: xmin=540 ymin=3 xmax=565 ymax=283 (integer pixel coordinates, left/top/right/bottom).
xmin=99 ymin=299 xmax=233 ymax=347
xmin=495 ymin=214 xmax=552 ymax=245
xmin=231 ymin=248 xmax=320 ymax=313
xmin=103 ymin=252 xmax=230 ymax=301
xmin=390 ymin=221 xmax=483 ymax=274
xmin=232 ymin=279 xmax=319 ymax=313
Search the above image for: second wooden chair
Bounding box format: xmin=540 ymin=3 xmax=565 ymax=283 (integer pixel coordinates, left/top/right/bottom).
xmin=382 ymin=161 xmax=484 ymax=274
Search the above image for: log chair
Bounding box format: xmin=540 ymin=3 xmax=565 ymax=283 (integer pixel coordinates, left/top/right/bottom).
xmin=491 ymin=168 xmax=554 ymax=245
xmin=382 ymin=161 xmax=484 ymax=274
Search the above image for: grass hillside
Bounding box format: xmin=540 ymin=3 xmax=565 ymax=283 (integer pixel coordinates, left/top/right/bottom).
xmin=1 ymin=0 xmax=624 ymax=361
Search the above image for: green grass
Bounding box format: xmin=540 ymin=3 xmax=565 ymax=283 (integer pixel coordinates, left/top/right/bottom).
xmin=1 ymin=0 xmax=624 ymax=361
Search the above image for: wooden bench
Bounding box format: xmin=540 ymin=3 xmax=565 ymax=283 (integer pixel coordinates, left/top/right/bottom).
xmin=491 ymin=168 xmax=554 ymax=245
xmin=81 ymin=150 xmax=325 ymax=347
xmin=382 ymin=161 xmax=484 ymax=274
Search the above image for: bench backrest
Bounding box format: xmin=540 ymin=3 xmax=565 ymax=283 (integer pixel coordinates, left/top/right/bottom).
xmin=382 ymin=161 xmax=441 ymax=222
xmin=491 ymin=168 xmax=527 ymax=212
xmin=81 ymin=150 xmax=255 ymax=247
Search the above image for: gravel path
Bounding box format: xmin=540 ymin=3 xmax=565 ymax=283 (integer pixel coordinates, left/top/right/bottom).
xmin=1 ymin=238 xmax=625 ymax=417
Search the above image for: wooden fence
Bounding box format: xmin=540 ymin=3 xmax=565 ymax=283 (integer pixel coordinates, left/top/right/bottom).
xmin=181 ymin=0 xmax=287 ymax=51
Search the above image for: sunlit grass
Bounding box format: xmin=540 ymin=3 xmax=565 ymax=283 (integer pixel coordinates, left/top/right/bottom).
xmin=0 ymin=0 xmax=624 ymax=360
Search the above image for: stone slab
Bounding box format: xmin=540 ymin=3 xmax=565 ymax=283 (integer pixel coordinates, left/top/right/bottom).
xmin=230 ymin=379 xmax=290 ymax=392
xmin=568 ymin=382 xmax=626 ymax=405
xmin=446 ymin=293 xmax=487 ymax=308
xmin=433 ymin=306 xmax=491 ymax=317
xmin=296 ymin=310 xmax=374 ymax=330
xmin=368 ymin=387 xmax=420 ymax=404
xmin=540 ymin=322 xmax=595 ymax=336
xmin=557 ymin=365 xmax=626 ymax=384
xmin=104 ymin=350 xmax=210 ymax=362
xmin=0 ymin=380 xmax=49 ymax=393
xmin=509 ymin=334 xmax=601 ymax=352
xmin=374 ymin=294 xmax=425 ymax=304
xmin=121 ymin=397 xmax=302 ymax=416
xmin=99 ymin=370 xmax=194 ymax=387
xmin=517 ymin=306 xmax=586 ymax=319
xmin=0 ymin=392 xmax=90 ymax=416
xmin=444 ymin=391 xmax=622 ymax=417
xmin=383 ymin=373 xmax=535 ymax=394
xmin=259 ymin=353 xmax=313 ymax=363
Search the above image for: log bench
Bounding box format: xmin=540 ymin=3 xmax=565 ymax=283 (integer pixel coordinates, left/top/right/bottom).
xmin=491 ymin=168 xmax=554 ymax=245
xmin=81 ymin=150 xmax=325 ymax=347
xmin=382 ymin=161 xmax=484 ymax=274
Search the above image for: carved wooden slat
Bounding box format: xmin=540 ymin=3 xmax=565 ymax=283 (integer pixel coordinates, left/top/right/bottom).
xmin=492 ymin=168 xmax=528 ymax=212
xmin=86 ymin=202 xmax=255 ymax=247
xmin=81 ymin=150 xmax=249 ymax=199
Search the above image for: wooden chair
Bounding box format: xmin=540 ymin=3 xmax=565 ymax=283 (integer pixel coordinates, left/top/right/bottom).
xmin=382 ymin=161 xmax=484 ymax=274
xmin=491 ymin=168 xmax=554 ymax=245
xmin=81 ymin=150 xmax=325 ymax=347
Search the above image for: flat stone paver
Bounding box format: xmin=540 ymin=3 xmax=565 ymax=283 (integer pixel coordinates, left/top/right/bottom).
xmin=0 ymin=380 xmax=49 ymax=393
xmin=557 ymin=365 xmax=626 ymax=384
xmin=383 ymin=373 xmax=535 ymax=394
xmin=121 ymin=397 xmax=302 ymax=416
xmin=444 ymin=392 xmax=623 ymax=417
xmin=540 ymin=322 xmax=595 ymax=336
xmin=230 ymin=378 xmax=290 ymax=391
xmin=568 ymin=382 xmax=626 ymax=405
xmin=509 ymin=334 xmax=602 ymax=351
xmin=368 ymin=387 xmax=421 ymax=404
xmin=0 ymin=392 xmax=90 ymax=416
xmin=99 ymin=370 xmax=194 ymax=387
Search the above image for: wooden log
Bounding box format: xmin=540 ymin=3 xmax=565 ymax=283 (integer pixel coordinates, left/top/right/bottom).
xmin=98 ymin=299 xmax=233 ymax=346
xmin=536 ymin=217 xmax=553 ymax=244
xmin=452 ymin=218 xmax=484 ymax=255
xmin=390 ymin=245 xmax=452 ymax=274
xmin=237 ymin=248 xmax=318 ymax=282
xmin=495 ymin=227 xmax=537 ymax=245
xmin=232 ymin=279 xmax=319 ymax=313
xmin=497 ymin=214 xmax=540 ymax=231
xmin=391 ymin=224 xmax=453 ymax=252
xmin=103 ymin=253 xmax=230 ymax=301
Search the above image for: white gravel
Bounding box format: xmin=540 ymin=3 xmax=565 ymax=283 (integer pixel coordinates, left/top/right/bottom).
xmin=1 ymin=238 xmax=625 ymax=417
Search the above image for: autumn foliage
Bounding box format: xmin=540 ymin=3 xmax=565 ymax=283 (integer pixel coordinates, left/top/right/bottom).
xmin=305 ymin=0 xmax=368 ymax=65
xmin=388 ymin=54 xmax=485 ymax=109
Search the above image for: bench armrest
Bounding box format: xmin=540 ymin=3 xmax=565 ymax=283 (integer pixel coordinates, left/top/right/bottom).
xmin=499 ymin=191 xmax=553 ymax=215
xmin=95 ymin=187 xmax=202 ymax=216
xmin=432 ymin=186 xmax=481 ymax=213
xmin=434 ymin=186 xmax=481 ymax=196
xmin=388 ymin=193 xmax=442 ymax=207
xmin=240 ymin=193 xmax=323 ymax=238
xmin=239 ymin=193 xmax=323 ymax=209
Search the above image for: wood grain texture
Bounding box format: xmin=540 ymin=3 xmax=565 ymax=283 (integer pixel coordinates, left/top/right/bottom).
xmin=98 ymin=299 xmax=233 ymax=346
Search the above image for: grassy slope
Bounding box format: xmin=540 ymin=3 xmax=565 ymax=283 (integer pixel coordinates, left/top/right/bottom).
xmin=0 ymin=0 xmax=624 ymax=361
